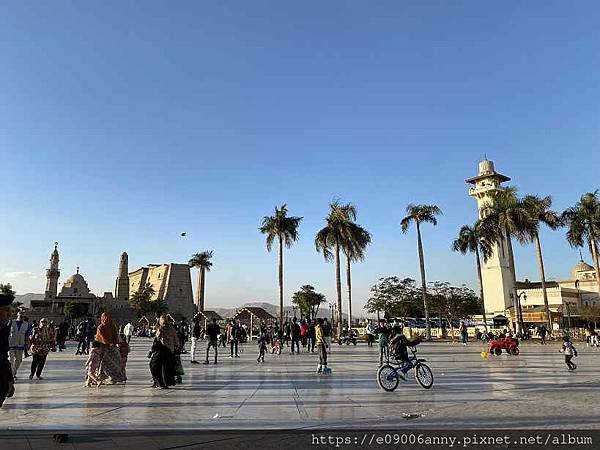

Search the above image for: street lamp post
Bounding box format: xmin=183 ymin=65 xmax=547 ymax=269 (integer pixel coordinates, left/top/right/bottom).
xmin=516 ymin=292 xmax=527 ymax=335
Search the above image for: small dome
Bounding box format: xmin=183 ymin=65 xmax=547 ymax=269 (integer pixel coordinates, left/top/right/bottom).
xmin=573 ymin=260 xmax=594 ymax=273
xmin=65 ymin=273 xmax=86 ymax=285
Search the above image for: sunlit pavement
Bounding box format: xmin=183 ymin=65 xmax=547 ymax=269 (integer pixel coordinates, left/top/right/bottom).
xmin=1 ymin=338 xmax=599 ymax=431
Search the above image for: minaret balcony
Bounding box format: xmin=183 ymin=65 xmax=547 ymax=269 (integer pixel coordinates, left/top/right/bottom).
xmin=46 ymin=269 xmax=60 ymax=277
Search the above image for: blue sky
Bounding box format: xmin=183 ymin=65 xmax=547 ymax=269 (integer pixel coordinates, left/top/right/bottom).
xmin=1 ymin=1 xmax=599 ymax=313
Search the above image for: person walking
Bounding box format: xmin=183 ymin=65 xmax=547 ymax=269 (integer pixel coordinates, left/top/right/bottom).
xmin=257 ymin=325 xmax=268 ymax=363
xmin=290 ymin=318 xmax=301 ymax=354
xmin=459 ymin=321 xmax=468 ymax=346
xmin=204 ymin=318 xmax=220 ymax=364
xmin=561 ymin=335 xmax=578 ymax=371
xmin=94 ymin=312 xmax=124 ymax=384
xmin=123 ymin=320 xmax=134 ymax=344
xmin=190 ymin=315 xmax=202 ymax=364
xmin=300 ymin=319 xmax=308 ymax=348
xmin=8 ymin=311 xmax=28 ymax=379
xmin=315 ymin=318 xmax=330 ymax=374
xmin=376 ymin=320 xmax=391 ymax=365
xmin=75 ymin=318 xmax=89 ymax=355
xmin=366 ymin=320 xmax=376 ymax=347
xmin=177 ymin=318 xmax=189 ymax=354
xmin=56 ymin=320 xmax=69 ymax=351
xmin=538 ymin=325 xmax=548 ymax=345
xmin=0 ymin=293 xmax=16 ymax=408
xmin=149 ymin=315 xmax=178 ymax=389
xmin=228 ymin=320 xmax=240 ymax=358
xmin=29 ymin=318 xmax=56 ymax=380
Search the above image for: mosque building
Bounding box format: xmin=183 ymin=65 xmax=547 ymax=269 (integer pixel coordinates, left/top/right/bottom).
xmin=467 ymin=159 xmax=599 ymax=329
xmin=28 ymin=244 xmax=196 ymax=324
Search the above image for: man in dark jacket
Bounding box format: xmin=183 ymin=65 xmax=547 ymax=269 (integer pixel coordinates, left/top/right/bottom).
xmin=290 ymin=318 xmax=301 ymax=354
xmin=0 ymin=293 xmax=16 ymax=408
xmin=204 ymin=318 xmax=220 ymax=365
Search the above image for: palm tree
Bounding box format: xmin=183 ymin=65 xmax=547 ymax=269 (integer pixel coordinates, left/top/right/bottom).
xmin=452 ymin=221 xmax=493 ymax=332
xmin=260 ymin=204 xmax=303 ymax=326
xmin=522 ymin=195 xmax=562 ymax=329
xmin=189 ymin=251 xmax=214 ymax=312
xmin=562 ymin=191 xmax=600 ymax=295
xmin=480 ymin=187 xmax=532 ymax=333
xmin=315 ymin=201 xmax=352 ymax=338
xmin=339 ymin=206 xmax=371 ymax=329
xmin=400 ymin=204 xmax=442 ymax=340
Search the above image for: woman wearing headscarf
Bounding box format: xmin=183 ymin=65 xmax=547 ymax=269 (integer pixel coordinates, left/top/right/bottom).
xmin=85 ymin=312 xmax=125 ymax=386
xmin=29 ymin=318 xmax=56 ymax=380
xmin=149 ymin=314 xmax=178 ymax=389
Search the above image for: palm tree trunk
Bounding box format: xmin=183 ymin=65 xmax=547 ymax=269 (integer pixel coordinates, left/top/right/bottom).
xmin=346 ymin=254 xmax=352 ymax=329
xmin=416 ymin=222 xmax=431 ymax=340
xmin=506 ymin=235 xmax=523 ymax=333
xmin=534 ymin=233 xmax=552 ymax=330
xmin=199 ymin=267 xmax=206 ymax=312
xmin=591 ymin=237 xmax=600 ymax=295
xmin=195 ymin=268 xmax=202 ymax=313
xmin=474 ymin=245 xmax=488 ymax=333
xmin=278 ymin=236 xmax=284 ymax=327
xmin=335 ymin=240 xmax=343 ymax=339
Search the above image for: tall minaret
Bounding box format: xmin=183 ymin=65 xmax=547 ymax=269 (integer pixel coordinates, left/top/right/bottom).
xmin=45 ymin=242 xmax=60 ymax=299
xmin=466 ymin=160 xmax=514 ymax=315
xmin=115 ymin=252 xmax=130 ymax=301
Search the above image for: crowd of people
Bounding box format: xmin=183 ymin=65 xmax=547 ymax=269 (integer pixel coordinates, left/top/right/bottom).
xmin=1 ymin=288 xmax=595 ymax=408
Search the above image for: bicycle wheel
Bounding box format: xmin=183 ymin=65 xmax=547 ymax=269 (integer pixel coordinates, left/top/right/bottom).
xmin=377 ymin=364 xmax=399 ymax=392
xmin=414 ymin=363 xmax=434 ymax=389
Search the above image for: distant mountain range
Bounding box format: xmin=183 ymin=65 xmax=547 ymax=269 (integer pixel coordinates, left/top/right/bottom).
xmin=210 ymin=301 xmax=350 ymax=321
xmin=14 ymin=295 xmax=359 ymax=320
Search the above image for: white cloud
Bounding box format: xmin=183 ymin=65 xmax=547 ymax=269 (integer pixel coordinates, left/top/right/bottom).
xmin=3 ymin=271 xmax=40 ymax=280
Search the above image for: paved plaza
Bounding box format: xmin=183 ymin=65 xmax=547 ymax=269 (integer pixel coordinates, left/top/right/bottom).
xmin=1 ymin=338 xmax=599 ymax=431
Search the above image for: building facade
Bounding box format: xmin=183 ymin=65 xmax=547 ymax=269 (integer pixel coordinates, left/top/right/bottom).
xmin=129 ymin=263 xmax=196 ymax=318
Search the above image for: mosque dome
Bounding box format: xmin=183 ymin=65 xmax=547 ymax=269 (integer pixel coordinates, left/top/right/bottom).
xmin=571 ymin=260 xmax=596 ymax=280
xmin=64 ymin=273 xmax=86 ymax=286
xmin=58 ymin=268 xmax=93 ymax=298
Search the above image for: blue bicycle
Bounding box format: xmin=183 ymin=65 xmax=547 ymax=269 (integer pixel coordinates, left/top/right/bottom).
xmin=377 ymin=345 xmax=433 ymax=391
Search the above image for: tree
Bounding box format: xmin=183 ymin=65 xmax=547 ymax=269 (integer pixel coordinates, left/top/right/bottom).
xmin=428 ymin=282 xmax=480 ymax=332
xmin=291 ymin=285 xmax=326 ymax=320
xmin=364 ymin=277 xmax=423 ymax=319
xmin=579 ymin=304 xmax=600 ymax=329
xmin=63 ymin=302 xmax=89 ymax=320
xmin=315 ymin=201 xmax=351 ymax=337
xmin=0 ymin=283 xmax=15 ymax=295
xmin=0 ymin=283 xmax=19 ymax=314
xmin=522 ymin=195 xmax=562 ymax=329
xmin=400 ymin=204 xmax=442 ymax=340
xmin=562 ymin=191 xmax=600 ymax=295
xmin=452 ymin=221 xmax=493 ymax=331
xmin=480 ymin=187 xmax=532 ymax=333
xmin=260 ymin=204 xmax=303 ymax=327
xmin=339 ymin=205 xmax=371 ymax=328
xmin=150 ymin=300 xmax=168 ymax=318
xmin=189 ymin=250 xmax=214 ymax=312
xmin=129 ymin=282 xmax=156 ymax=317
xmin=93 ymin=297 xmax=108 ymax=317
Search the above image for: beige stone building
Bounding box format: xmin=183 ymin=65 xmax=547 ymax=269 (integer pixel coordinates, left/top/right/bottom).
xmin=129 ymin=263 xmax=196 ymax=318
xmin=516 ymin=260 xmax=599 ymax=328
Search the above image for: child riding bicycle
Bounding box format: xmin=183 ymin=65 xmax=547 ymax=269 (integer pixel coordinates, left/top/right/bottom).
xmin=389 ymin=326 xmax=421 ymax=380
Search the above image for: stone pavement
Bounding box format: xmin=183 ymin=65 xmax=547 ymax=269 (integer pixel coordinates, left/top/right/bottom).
xmin=1 ymin=338 xmax=599 ymax=432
